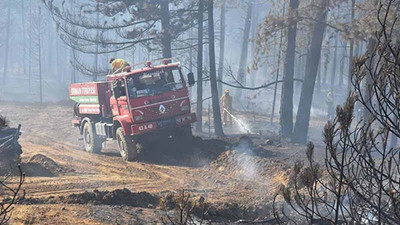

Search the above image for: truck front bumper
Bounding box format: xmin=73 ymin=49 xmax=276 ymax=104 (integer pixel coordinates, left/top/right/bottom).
xmin=131 ymin=113 xmax=196 ymax=135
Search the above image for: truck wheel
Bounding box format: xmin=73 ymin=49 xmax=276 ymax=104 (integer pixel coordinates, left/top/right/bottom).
xmin=116 ymin=127 xmax=138 ymax=162
xmin=83 ymin=122 xmax=102 ymax=153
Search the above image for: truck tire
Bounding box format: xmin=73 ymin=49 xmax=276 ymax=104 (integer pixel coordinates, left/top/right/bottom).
xmin=116 ymin=127 xmax=138 ymax=162
xmin=83 ymin=122 xmax=103 ymax=153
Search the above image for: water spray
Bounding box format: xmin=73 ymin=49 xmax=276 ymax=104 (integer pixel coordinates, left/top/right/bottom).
xmin=223 ymin=108 xmax=253 ymax=134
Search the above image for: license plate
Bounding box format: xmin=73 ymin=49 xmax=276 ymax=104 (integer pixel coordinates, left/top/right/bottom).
xmin=157 ymin=118 xmax=175 ymax=128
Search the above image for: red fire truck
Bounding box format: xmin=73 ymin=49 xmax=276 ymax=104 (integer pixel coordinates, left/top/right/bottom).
xmin=69 ymin=60 xmax=196 ymax=161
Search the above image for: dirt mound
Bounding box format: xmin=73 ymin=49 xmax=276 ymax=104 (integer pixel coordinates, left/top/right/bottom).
xmin=139 ymin=137 xmax=229 ymax=167
xmin=207 ymin=202 xmax=273 ymax=221
xmin=21 ymin=188 xmax=160 ymax=208
xmin=65 ymin=189 xmax=159 ymax=208
xmin=22 ymin=154 xmax=72 ymax=177
xmin=209 ymin=150 xmax=259 ymax=179
xmin=205 ymin=136 xmax=290 ymax=185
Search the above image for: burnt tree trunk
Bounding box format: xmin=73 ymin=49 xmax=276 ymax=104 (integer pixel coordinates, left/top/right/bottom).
xmin=70 ymin=0 xmax=77 ymax=83
xmin=323 ymin=45 xmax=329 ymax=85
xmin=29 ymin=1 xmax=32 ymax=92
xmin=338 ymin=41 xmax=347 ymax=87
xmin=46 ymin=11 xmax=53 ymax=75
xmin=39 ymin=7 xmax=43 ymax=103
xmin=279 ymin=0 xmax=299 ymax=138
xmin=217 ymin=0 xmax=226 ymax=95
xmin=208 ymin=0 xmax=224 ymax=137
xmin=160 ymin=0 xmax=172 ymax=59
xmin=22 ymin=0 xmax=27 ymax=80
xmin=348 ymin=0 xmax=355 ymax=93
xmin=316 ymin=58 xmax=321 ymax=92
xmin=292 ymin=3 xmax=328 ymax=144
xmin=331 ymin=30 xmax=338 ymax=91
xmin=249 ymin=3 xmax=258 ymax=88
xmin=2 ymin=0 xmax=11 ymax=84
xmin=235 ymin=0 xmax=253 ymax=100
xmin=196 ymin=0 xmax=204 ymax=133
xmin=94 ymin=1 xmax=100 ymax=81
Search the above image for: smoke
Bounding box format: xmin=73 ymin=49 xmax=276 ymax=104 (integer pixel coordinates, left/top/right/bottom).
xmin=231 ymin=137 xmax=261 ymax=182
xmin=310 ymin=107 xmax=328 ymax=118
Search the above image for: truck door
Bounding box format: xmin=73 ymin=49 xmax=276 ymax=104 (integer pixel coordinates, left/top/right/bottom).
xmin=110 ymin=79 xmax=130 ymax=117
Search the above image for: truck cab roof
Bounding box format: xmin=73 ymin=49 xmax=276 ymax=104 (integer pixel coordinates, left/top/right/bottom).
xmin=107 ymin=62 xmax=180 ymax=80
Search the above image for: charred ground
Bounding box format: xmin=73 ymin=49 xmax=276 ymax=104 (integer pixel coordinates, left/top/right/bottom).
xmin=0 ymin=101 xmax=326 ymax=224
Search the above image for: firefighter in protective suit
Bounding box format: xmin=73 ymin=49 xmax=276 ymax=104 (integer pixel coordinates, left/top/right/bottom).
xmin=221 ymin=89 xmax=233 ymax=125
xmin=109 ymin=58 xmax=129 ymax=73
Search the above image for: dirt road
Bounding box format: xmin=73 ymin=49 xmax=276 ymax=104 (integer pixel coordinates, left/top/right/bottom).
xmin=0 ymin=101 xmax=312 ymax=224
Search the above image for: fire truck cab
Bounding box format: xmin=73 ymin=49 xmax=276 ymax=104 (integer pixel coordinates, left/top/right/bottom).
xmin=69 ymin=60 xmax=196 ymax=161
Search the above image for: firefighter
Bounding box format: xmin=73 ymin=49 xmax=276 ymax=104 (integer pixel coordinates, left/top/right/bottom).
xmin=221 ymin=89 xmax=233 ymax=125
xmin=327 ymin=91 xmax=335 ymax=120
xmin=109 ymin=58 xmax=129 ymax=73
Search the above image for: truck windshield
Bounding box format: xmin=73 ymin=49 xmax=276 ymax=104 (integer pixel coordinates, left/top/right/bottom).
xmin=126 ymin=68 xmax=184 ymax=98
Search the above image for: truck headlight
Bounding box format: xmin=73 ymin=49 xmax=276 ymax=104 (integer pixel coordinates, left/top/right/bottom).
xmin=134 ymin=115 xmax=143 ymax=121
xmin=181 ymin=105 xmax=189 ymax=111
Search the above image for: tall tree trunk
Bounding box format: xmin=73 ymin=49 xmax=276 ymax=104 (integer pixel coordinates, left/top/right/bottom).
xmin=160 ymin=0 xmax=172 ymax=59
xmin=203 ymin=21 xmax=209 ymax=98
xmin=70 ymin=0 xmax=77 ymax=83
xmin=189 ymin=26 xmax=193 ymax=73
xmin=39 ymin=7 xmax=43 ymax=103
xmin=338 ymin=41 xmax=347 ymax=87
xmin=94 ymin=1 xmax=100 ymax=81
xmin=71 ymin=49 xmax=76 ymax=83
xmin=316 ymin=57 xmax=321 ymax=92
xmin=235 ymin=0 xmax=253 ymax=100
xmin=217 ymin=0 xmax=226 ymax=96
xmin=189 ymin=26 xmax=196 ymax=98
xmin=292 ymin=2 xmax=328 ymax=144
xmin=280 ymin=0 xmax=299 ymax=138
xmin=250 ymin=3 xmax=258 ymax=88
xmin=196 ymin=0 xmax=204 ymax=133
xmin=331 ymin=30 xmax=339 ymax=91
xmin=294 ymin=54 xmax=302 ymax=89
xmin=56 ymin=29 xmax=63 ymax=84
xmin=22 ymin=0 xmax=27 ymax=79
xmin=323 ymin=47 xmax=329 ymax=85
xmin=2 ymin=0 xmax=11 ymax=84
xmin=29 ymin=1 xmax=32 ymax=92
xmin=208 ymin=0 xmax=224 ymax=137
xmin=348 ymin=0 xmax=355 ymax=93
xmin=47 ymin=11 xmax=53 ymax=76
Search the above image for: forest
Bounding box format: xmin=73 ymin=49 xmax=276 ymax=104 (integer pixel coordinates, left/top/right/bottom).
xmin=0 ymin=0 xmax=380 ymax=143
xmin=0 ymin=0 xmax=400 ymax=224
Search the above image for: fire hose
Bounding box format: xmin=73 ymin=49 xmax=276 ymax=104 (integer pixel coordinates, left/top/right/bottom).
xmin=223 ymin=108 xmax=253 ymax=134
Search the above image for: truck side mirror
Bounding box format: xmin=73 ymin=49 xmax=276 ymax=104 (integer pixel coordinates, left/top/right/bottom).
xmin=112 ymin=80 xmax=122 ymax=98
xmin=187 ymin=72 xmax=195 ymax=87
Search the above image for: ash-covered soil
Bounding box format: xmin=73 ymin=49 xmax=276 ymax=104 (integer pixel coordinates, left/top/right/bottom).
xmin=0 ymin=101 xmax=324 ymax=224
